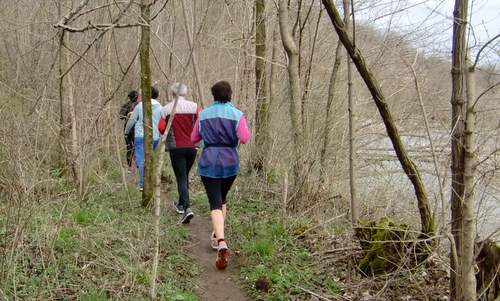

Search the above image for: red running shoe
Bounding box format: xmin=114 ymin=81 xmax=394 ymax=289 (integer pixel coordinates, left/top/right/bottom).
xmin=215 ymin=239 xmax=229 ymax=270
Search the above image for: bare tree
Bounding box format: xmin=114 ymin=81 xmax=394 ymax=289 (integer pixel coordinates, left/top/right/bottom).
xmin=321 ymin=0 xmax=435 ymax=236
xmin=252 ymin=0 xmax=270 ymax=173
xmin=449 ymin=0 xmax=468 ymax=298
xmin=180 ymin=0 xmax=205 ymax=107
xmin=57 ymin=1 xmax=83 ymax=195
xmin=278 ymin=0 xmax=305 ymax=208
xmin=344 ymin=0 xmax=358 ymax=225
xmin=140 ymin=0 xmax=154 ymax=207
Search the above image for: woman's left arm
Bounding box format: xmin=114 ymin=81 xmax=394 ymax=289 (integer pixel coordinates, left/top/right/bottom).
xmin=237 ymin=116 xmax=251 ymax=144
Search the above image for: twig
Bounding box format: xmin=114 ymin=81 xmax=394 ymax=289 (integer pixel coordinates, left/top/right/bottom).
xmin=312 ymin=247 xmax=362 ymax=256
xmin=294 ymin=214 xmax=346 ymax=239
xmin=296 ymin=285 xmax=346 ymax=301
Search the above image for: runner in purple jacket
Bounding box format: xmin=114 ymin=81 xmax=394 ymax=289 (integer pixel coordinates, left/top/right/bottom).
xmin=191 ymin=81 xmax=251 ymax=269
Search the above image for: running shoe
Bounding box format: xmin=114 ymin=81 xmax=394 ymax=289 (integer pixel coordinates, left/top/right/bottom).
xmin=181 ymin=208 xmax=194 ymax=224
xmin=210 ymin=232 xmax=218 ymax=250
xmin=172 ymin=202 xmax=185 ymax=214
xmin=215 ymin=240 xmax=229 ymax=270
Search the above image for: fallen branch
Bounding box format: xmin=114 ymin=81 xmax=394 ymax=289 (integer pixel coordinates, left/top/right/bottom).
xmin=296 ymin=285 xmax=348 ymax=301
xmin=294 ymin=214 xmax=346 ymax=239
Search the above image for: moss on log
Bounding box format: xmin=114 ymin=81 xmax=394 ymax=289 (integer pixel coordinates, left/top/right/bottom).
xmin=355 ymin=217 xmax=431 ymax=276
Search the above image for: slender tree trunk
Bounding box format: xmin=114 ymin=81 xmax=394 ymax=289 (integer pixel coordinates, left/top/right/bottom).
xmin=151 ymin=89 xmax=180 ymax=298
xmin=140 ymin=0 xmax=154 ymax=207
xmin=301 ymin=6 xmax=322 ymax=136
xmin=180 ymin=0 xmax=205 ymax=107
xmin=405 ymin=57 xmax=446 ymax=232
xmin=343 ymin=0 xmax=358 ymax=225
xmin=458 ymin=55 xmax=477 ymax=301
xmin=57 ymin=3 xmax=68 ymax=172
xmin=449 ymin=0 xmax=468 ymax=298
xmin=321 ymin=0 xmax=435 ymax=236
xmin=320 ymin=45 xmax=343 ymax=176
xmin=320 ymin=11 xmax=345 ymax=180
xmin=252 ymin=0 xmax=270 ymax=173
xmin=59 ymin=29 xmax=81 ymax=194
xmin=278 ymin=0 xmax=304 ymax=203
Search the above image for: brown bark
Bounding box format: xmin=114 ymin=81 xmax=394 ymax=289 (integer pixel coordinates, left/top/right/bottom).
xmin=320 ymin=31 xmax=343 ymax=178
xmin=449 ymin=0 xmax=468 ymax=298
xmin=321 ymin=0 xmax=435 ymax=236
xmin=278 ymin=0 xmax=304 ymax=196
xmin=252 ymin=0 xmax=270 ymax=172
xmin=140 ymin=0 xmax=154 ymax=207
xmin=343 ymin=0 xmax=358 ymax=225
xmin=58 ymin=2 xmax=82 ymax=194
xmin=180 ymin=0 xmax=205 ymax=108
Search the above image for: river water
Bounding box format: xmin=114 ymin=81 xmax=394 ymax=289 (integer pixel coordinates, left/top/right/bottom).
xmin=358 ymin=132 xmax=499 ymax=240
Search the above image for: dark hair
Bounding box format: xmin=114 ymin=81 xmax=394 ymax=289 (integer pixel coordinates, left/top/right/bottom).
xmin=128 ymin=90 xmax=139 ymax=102
xmin=151 ymin=86 xmax=159 ymax=99
xmin=211 ymin=81 xmax=232 ymax=102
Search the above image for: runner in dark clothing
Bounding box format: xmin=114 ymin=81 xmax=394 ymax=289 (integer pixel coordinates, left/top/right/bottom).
xmin=158 ymin=83 xmax=200 ymax=224
xmin=119 ymin=90 xmax=139 ymax=172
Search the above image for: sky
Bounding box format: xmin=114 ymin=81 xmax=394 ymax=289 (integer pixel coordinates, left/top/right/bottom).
xmin=354 ymin=0 xmax=500 ymax=65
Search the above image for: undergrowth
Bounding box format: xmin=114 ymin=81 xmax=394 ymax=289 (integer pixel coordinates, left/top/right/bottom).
xmin=0 ymin=167 xmax=198 ymax=300
xmin=225 ymin=179 xmax=341 ymax=301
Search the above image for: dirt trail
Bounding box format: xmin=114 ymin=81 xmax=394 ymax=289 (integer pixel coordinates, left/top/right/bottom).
xmin=185 ymin=213 xmax=250 ymax=301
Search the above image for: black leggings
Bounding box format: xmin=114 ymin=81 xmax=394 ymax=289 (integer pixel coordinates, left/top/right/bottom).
xmin=169 ymin=148 xmax=197 ymax=210
xmin=125 ymin=133 xmax=135 ymax=167
xmin=201 ymin=175 xmax=237 ymax=210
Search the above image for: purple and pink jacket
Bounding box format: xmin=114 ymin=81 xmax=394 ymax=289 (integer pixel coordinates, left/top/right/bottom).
xmin=191 ymin=101 xmax=251 ymax=178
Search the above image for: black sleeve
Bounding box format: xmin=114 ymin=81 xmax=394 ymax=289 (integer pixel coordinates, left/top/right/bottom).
xmin=119 ymin=102 xmax=131 ymax=120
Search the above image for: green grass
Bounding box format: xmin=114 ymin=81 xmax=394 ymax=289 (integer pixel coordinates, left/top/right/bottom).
xmin=0 ymin=165 xmax=198 ymax=300
xmin=81 ymin=289 xmax=110 ymax=301
xmin=226 ymin=182 xmax=339 ymax=301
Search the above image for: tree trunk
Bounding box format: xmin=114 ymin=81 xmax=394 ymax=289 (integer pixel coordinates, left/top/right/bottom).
xmin=140 ymin=0 xmax=154 ymax=207
xmin=252 ymin=0 xmax=270 ymax=173
xmin=449 ymin=0 xmax=468 ymax=298
xmin=278 ymin=0 xmax=304 ymax=205
xmin=151 ymin=90 xmax=180 ymax=298
xmin=459 ymin=56 xmax=477 ymax=301
xmin=180 ymin=0 xmax=205 ymax=108
xmin=343 ymin=0 xmax=358 ymax=225
xmin=319 ymin=30 xmax=343 ymax=179
xmin=321 ymin=0 xmax=435 ymax=236
xmin=59 ymin=29 xmax=81 ymax=194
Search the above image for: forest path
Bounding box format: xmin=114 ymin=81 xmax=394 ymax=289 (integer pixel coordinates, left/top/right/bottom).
xmin=127 ymin=170 xmax=249 ymax=300
xmin=183 ymin=211 xmax=250 ymax=301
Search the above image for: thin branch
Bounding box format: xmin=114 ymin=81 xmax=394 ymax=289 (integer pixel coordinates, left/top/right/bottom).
xmin=55 ymin=22 xmax=147 ymax=33
xmin=56 ymin=0 xmax=91 ymax=26
xmin=472 ymin=81 xmax=500 ymax=109
xmin=475 ymin=148 xmax=500 ymax=168
xmin=59 ymin=0 xmax=134 ymax=78
xmin=72 ymin=1 xmax=129 ymax=20
xmin=151 ymin=0 xmax=170 ymax=20
xmin=472 ymin=32 xmax=500 ymax=69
